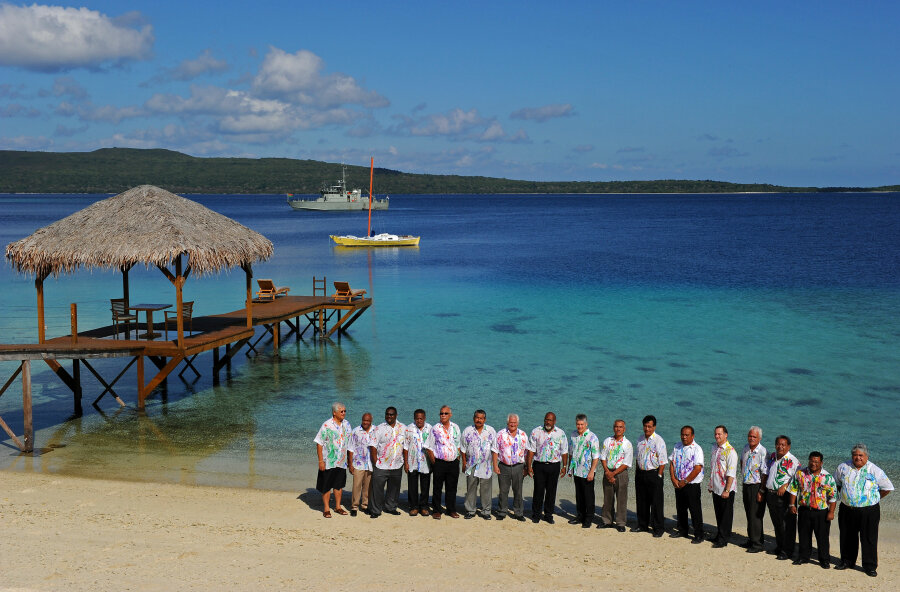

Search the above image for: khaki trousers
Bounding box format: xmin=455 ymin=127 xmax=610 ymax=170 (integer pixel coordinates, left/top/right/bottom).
xmin=351 ymin=469 xmax=372 ymax=510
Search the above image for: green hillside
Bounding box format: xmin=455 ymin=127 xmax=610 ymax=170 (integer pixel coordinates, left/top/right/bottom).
xmin=0 ymin=148 xmax=892 ymax=194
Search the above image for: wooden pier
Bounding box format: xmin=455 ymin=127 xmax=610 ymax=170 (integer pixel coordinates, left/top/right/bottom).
xmin=0 ymin=294 xmax=371 ymax=452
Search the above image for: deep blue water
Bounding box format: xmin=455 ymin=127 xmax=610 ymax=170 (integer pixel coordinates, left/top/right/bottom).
xmin=1 ymin=192 xmax=898 ymax=507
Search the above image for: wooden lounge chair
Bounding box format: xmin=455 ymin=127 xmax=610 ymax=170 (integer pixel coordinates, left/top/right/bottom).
xmin=331 ymin=281 xmax=366 ymax=303
xmin=110 ymin=298 xmax=138 ymax=339
xmin=256 ymin=279 xmax=290 ymax=301
xmin=164 ymin=301 xmax=194 ymax=340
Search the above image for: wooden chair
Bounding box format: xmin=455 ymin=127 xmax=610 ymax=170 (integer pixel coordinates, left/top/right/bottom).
xmin=164 ymin=301 xmax=194 ymax=340
xmin=312 ymin=276 xmax=326 ymax=297
xmin=110 ymin=298 xmax=137 ymax=339
xmin=331 ymin=281 xmax=366 ymax=303
xmin=256 ymin=279 xmax=290 ymax=301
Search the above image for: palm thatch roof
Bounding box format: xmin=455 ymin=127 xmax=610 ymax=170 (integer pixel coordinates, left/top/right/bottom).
xmin=5 ymin=185 xmax=273 ymax=277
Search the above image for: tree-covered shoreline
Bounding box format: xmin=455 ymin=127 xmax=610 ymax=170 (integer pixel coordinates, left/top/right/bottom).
xmin=1 ymin=148 xmax=896 ymax=194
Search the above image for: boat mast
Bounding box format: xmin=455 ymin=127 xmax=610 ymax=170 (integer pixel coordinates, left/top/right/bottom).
xmin=367 ymin=157 xmax=374 ymax=237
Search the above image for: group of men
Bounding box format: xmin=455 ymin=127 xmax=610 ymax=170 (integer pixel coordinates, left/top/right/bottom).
xmin=314 ymin=403 xmax=893 ymax=578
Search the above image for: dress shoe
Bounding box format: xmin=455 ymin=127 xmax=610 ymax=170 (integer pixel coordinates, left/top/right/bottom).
xmin=671 ymin=531 xmax=688 ymax=539
xmin=514 ymin=515 xmax=526 ymax=522
xmin=370 ymin=513 xmax=380 ymax=519
xmin=543 ymin=516 xmax=555 ymax=525
xmin=531 ymin=516 xmax=541 ymax=523
xmin=652 ymin=531 xmax=663 ymax=538
xmin=409 ymin=509 xmax=418 ymax=517
xmin=432 ymin=512 xmax=442 ymax=520
xmin=820 ymin=563 xmax=830 ymax=569
xmin=691 ymin=536 xmax=705 ymax=545
xmin=746 ymin=547 xmax=763 ymax=554
xmin=865 ymin=569 xmax=877 ymax=577
xmin=496 ymin=514 xmax=506 ymax=520
xmin=834 ymin=562 xmax=850 ymax=570
xmin=712 ymin=542 xmax=727 ymax=549
xmin=581 ymin=522 xmax=592 ymax=528
xmin=384 ymin=509 xmax=400 ymax=516
xmin=350 ymin=509 xmax=358 ymax=517
xmin=616 ymin=525 xmax=626 ymax=533
xmin=791 ymin=559 xmax=806 ymax=565
xmin=465 ymin=513 xmax=476 ymax=519
xmin=632 ymin=526 xmax=649 ymax=533
xmin=420 ymin=509 xmax=430 ymax=517
xmin=568 ymin=517 xmax=582 ymax=525
xmin=481 ymin=513 xmax=492 ymax=520
xmin=447 ymin=512 xmax=460 ymax=519
xmin=776 ymin=552 xmax=790 ymax=560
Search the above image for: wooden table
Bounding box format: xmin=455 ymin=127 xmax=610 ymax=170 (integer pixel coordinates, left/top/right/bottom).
xmin=128 ymin=303 xmax=172 ymax=340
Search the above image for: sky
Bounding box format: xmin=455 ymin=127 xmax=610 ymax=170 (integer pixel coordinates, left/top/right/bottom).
xmin=0 ymin=1 xmax=898 ymax=187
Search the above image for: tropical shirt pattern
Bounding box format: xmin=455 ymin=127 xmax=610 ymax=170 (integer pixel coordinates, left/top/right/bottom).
xmin=765 ymin=452 xmax=800 ymax=491
xmin=741 ymin=444 xmax=768 ymax=485
xmin=403 ymin=422 xmax=433 ymax=474
xmin=670 ymin=442 xmax=704 ymax=483
xmin=709 ymin=441 xmax=738 ymax=495
xmin=568 ymin=429 xmax=600 ymax=478
xmin=600 ymin=436 xmax=633 ymax=470
xmin=313 ymin=417 xmax=352 ymax=470
xmin=369 ymin=421 xmax=406 ymax=470
xmin=528 ymin=426 xmax=569 ymax=463
xmin=636 ymin=433 xmax=667 ymax=471
xmin=492 ymin=428 xmax=528 ymax=465
xmin=462 ymin=425 xmax=497 ymax=478
xmin=789 ymin=468 xmax=838 ymax=510
xmin=427 ymin=422 xmax=462 ymax=461
xmin=348 ymin=425 xmax=373 ymax=471
xmin=834 ymin=461 xmax=895 ymax=507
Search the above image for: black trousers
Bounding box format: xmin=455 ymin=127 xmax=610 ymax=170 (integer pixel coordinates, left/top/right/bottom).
xmin=573 ymin=475 xmax=595 ymax=524
xmin=635 ymin=468 xmax=665 ymax=533
xmin=766 ymin=490 xmax=796 ymax=556
xmin=742 ymin=483 xmax=766 ymax=550
xmin=408 ymin=470 xmax=431 ymax=510
xmin=674 ymin=482 xmax=703 ymax=537
xmin=838 ymin=503 xmax=880 ymax=571
xmin=531 ymin=461 xmax=561 ymax=519
xmin=797 ymin=506 xmax=831 ymax=564
xmin=431 ymin=458 xmax=459 ymax=513
xmin=712 ymin=492 xmax=735 ymax=545
xmin=370 ymin=467 xmax=403 ymax=516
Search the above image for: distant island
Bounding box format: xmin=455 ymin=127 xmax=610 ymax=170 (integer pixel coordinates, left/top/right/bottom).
xmin=1 ymin=148 xmax=897 ymax=194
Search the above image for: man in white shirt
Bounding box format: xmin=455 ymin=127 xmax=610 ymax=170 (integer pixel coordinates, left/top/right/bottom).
xmin=763 ymin=434 xmax=800 ymax=560
xmin=599 ymin=419 xmax=632 ymax=532
xmin=403 ymin=409 xmax=432 ymax=517
xmin=347 ymin=412 xmax=374 ymax=517
xmin=461 ymin=409 xmax=496 ymax=520
xmin=634 ymin=414 xmax=667 ymax=537
xmin=492 ymin=413 xmax=529 ymax=521
xmin=708 ymin=425 xmax=738 ymax=548
xmin=526 ymin=412 xmax=569 ymax=524
xmin=740 ymin=426 xmax=767 ymax=553
xmin=368 ymin=407 xmax=405 ymax=518
xmin=669 ymin=425 xmax=704 ymax=543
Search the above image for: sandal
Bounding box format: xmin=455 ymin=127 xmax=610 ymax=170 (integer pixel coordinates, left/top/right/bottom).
xmin=334 ymin=508 xmax=349 ymax=516
xmin=323 ymin=510 xmax=332 ymax=518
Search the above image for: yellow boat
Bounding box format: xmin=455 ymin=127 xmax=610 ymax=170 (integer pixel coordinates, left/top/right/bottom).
xmin=330 ymin=233 xmax=420 ymax=247
xmin=330 ymin=157 xmax=420 ymax=248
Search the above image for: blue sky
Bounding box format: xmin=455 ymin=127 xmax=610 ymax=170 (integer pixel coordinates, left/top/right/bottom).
xmin=0 ymin=1 xmax=898 ymax=186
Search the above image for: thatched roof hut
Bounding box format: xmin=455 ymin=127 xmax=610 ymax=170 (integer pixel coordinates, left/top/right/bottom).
xmin=5 ymin=185 xmax=273 ymax=277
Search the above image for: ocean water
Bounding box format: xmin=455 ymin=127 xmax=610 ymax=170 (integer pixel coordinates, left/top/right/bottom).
xmin=1 ymin=192 xmax=899 ymax=514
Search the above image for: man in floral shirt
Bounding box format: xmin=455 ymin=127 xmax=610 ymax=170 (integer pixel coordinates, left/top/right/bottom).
xmin=763 ymin=435 xmax=800 ymax=560
xmin=789 ymin=451 xmax=837 ymax=568
xmin=461 ymin=409 xmax=496 ymax=520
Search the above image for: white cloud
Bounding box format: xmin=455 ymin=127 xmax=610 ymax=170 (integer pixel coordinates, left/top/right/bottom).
xmin=51 ymin=76 xmax=88 ymax=99
xmin=391 ymin=107 xmax=529 ymax=143
xmin=0 ymin=4 xmax=153 ymax=71
xmin=55 ymin=100 xmax=143 ymax=123
xmin=510 ymin=103 xmax=574 ymax=122
xmin=0 ymin=103 xmax=40 ymax=117
xmin=252 ymin=47 xmax=388 ymax=109
xmin=0 ymin=135 xmax=53 ymax=150
xmin=171 ymin=49 xmax=229 ymax=81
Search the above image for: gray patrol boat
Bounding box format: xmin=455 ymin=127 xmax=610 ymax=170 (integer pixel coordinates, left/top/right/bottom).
xmin=287 ymin=165 xmax=389 ymax=211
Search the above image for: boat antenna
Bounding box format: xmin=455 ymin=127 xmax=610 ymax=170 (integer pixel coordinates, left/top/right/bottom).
xmin=367 ymin=157 xmax=374 ymax=237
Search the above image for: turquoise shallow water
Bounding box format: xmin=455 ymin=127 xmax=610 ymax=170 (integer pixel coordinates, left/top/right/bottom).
xmin=1 ymin=193 xmax=898 ymax=517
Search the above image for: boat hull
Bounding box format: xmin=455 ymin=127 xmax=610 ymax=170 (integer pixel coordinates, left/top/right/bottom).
xmin=288 ymin=198 xmax=389 ymax=211
xmin=330 ymin=234 xmax=420 ymax=247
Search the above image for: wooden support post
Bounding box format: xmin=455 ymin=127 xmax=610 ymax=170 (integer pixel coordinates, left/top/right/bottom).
xmin=73 ymin=359 xmax=82 ymax=416
xmin=70 ymin=303 xmax=78 ymax=344
xmin=175 ymin=255 xmax=185 ymax=350
xmin=273 ymin=321 xmax=280 ymax=352
xmin=36 ymin=274 xmax=46 ymax=344
xmin=137 ymin=354 xmax=145 ymax=409
xmin=244 ymin=264 xmax=253 ymax=328
xmin=22 ymin=360 xmax=33 ymax=452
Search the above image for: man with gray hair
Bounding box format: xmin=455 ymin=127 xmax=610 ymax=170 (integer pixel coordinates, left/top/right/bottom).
xmin=568 ymin=413 xmax=600 ymax=528
xmin=599 ymin=419 xmax=632 ymax=532
xmin=741 ymin=426 xmax=768 ymax=553
xmin=313 ymin=402 xmax=352 ymax=517
xmin=834 ymin=443 xmax=894 ymax=577
xmin=492 ymin=413 xmax=529 ymax=521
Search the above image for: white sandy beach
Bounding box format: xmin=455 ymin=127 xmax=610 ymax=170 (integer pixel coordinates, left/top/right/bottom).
xmin=1 ymin=470 xmax=896 ymax=591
